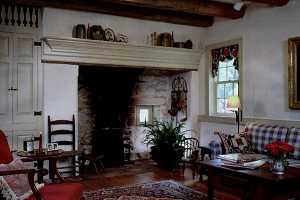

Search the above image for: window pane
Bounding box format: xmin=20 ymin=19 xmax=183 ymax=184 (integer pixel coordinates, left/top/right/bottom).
xmin=217 ymin=84 xmax=225 ymax=98
xmin=218 ymin=67 xmax=226 ymax=81
xmin=225 ymin=83 xmax=234 ymax=98
xmin=234 ymin=83 xmax=239 ymax=96
xmin=227 ymin=58 xmax=235 ymax=66
xmin=217 ymin=99 xmax=225 ymax=113
xmin=218 ymin=61 xmax=227 ymax=68
xmin=234 ymin=69 xmax=239 ymax=80
xmin=139 ymin=109 xmax=149 ymax=123
xmin=227 ymin=67 xmax=236 ymax=81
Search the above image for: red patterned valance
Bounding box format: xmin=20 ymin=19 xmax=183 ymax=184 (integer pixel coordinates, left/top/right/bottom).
xmin=211 ymin=44 xmax=239 ymax=77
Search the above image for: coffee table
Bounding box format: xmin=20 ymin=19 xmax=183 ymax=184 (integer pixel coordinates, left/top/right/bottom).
xmin=200 ymin=159 xmax=300 ymax=200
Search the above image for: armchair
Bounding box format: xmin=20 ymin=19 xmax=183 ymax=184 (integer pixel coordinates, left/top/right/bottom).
xmin=0 ymin=130 xmax=83 ymax=200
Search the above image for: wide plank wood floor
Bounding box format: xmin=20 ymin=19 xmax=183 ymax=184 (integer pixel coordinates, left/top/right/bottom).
xmin=78 ymin=160 xmax=240 ymax=200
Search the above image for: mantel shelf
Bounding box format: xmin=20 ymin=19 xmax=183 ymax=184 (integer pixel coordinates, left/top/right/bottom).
xmin=41 ymin=37 xmax=201 ymax=70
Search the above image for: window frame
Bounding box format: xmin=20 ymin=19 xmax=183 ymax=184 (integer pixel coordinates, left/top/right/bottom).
xmin=206 ymin=39 xmax=243 ymax=117
xmin=136 ymin=105 xmax=160 ymax=126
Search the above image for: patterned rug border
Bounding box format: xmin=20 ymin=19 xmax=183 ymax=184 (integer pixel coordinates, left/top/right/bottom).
xmin=83 ymin=180 xmax=208 ymax=200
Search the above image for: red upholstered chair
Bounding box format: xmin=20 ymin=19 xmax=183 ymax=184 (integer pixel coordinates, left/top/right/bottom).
xmin=0 ymin=130 xmax=13 ymax=164
xmin=0 ymin=130 xmax=83 ymax=200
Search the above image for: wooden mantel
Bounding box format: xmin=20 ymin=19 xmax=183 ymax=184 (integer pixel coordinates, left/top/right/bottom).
xmin=41 ymin=37 xmax=201 ymax=70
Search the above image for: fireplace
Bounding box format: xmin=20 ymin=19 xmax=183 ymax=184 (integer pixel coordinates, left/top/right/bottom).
xmin=78 ymin=66 xmax=141 ymax=166
xmin=78 ymin=66 xmax=183 ymax=166
xmin=41 ymin=37 xmax=196 ymax=167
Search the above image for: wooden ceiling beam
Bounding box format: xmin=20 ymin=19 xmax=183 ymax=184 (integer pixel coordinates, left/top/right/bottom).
xmin=245 ymin=0 xmax=289 ymax=6
xmin=95 ymin=0 xmax=245 ymax=19
xmin=13 ymin=0 xmax=214 ymax=27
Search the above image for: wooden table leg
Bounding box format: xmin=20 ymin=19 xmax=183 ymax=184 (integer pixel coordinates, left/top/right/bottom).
xmin=207 ymin=182 xmax=214 ymax=200
xmin=50 ymin=159 xmax=65 ymax=183
xmin=36 ymin=160 xmax=44 ymax=183
xmin=207 ymin=168 xmax=214 ymax=200
xmin=49 ymin=160 xmax=55 ymax=182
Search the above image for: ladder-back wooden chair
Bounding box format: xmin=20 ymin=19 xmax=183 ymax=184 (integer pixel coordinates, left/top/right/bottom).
xmin=48 ymin=115 xmax=77 ymax=178
xmin=48 ymin=115 xmax=104 ymax=178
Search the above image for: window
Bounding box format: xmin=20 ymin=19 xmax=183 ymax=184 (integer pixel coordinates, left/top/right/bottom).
xmin=215 ymin=58 xmax=239 ymax=114
xmin=136 ymin=105 xmax=160 ymax=125
xmin=209 ymin=42 xmax=241 ymax=115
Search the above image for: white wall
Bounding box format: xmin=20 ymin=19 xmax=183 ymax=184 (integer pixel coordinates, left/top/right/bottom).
xmin=198 ymin=0 xmax=300 ymax=146
xmin=43 ymin=64 xmax=78 ymax=147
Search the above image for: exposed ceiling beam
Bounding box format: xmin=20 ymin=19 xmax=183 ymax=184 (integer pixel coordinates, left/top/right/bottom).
xmin=244 ymin=0 xmax=289 ymax=6
xmin=13 ymin=0 xmax=214 ymax=27
xmin=95 ymin=0 xmax=245 ymax=19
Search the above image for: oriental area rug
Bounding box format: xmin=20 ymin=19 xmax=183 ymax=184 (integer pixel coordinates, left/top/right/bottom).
xmin=83 ymin=180 xmax=208 ymax=200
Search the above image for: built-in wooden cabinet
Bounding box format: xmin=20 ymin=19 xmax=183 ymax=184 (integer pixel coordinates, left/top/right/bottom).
xmin=0 ymin=30 xmax=42 ymax=151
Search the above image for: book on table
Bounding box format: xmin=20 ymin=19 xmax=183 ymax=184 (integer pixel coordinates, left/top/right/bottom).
xmin=217 ymin=153 xmax=267 ymax=169
xmin=287 ymin=159 xmax=300 ymax=168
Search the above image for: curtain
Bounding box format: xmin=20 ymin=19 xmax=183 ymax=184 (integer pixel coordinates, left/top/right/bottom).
xmin=211 ymin=44 xmax=239 ymax=77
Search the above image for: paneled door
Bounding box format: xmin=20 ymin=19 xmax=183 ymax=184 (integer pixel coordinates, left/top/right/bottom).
xmin=12 ymin=33 xmax=38 ymax=123
xmin=0 ymin=32 xmax=13 ymax=124
xmin=0 ymin=31 xmax=40 ymax=151
xmin=0 ymin=32 xmax=38 ymax=124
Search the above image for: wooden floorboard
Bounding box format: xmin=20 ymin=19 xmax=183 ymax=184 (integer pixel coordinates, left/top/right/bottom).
xmin=78 ymin=159 xmax=240 ymax=200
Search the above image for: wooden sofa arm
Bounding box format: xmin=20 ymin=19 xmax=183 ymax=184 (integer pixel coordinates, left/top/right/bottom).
xmin=0 ymin=168 xmax=42 ymax=200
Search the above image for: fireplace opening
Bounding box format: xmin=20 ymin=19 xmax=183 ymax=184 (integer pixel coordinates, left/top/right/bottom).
xmin=78 ymin=66 xmax=183 ymax=166
xmin=78 ymin=66 xmax=141 ymax=166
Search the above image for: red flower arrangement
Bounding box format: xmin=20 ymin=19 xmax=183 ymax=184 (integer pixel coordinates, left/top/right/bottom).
xmin=265 ymin=141 xmax=294 ymax=160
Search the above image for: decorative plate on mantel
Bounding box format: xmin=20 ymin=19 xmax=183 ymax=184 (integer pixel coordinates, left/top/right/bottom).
xmin=90 ymin=25 xmax=104 ymax=40
xmin=104 ymin=28 xmax=115 ymax=41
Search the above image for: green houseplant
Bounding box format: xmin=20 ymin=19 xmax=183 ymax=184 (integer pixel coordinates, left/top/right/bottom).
xmin=144 ymin=120 xmax=186 ymax=170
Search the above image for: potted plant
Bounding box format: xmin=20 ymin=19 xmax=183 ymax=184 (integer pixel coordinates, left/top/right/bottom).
xmin=144 ymin=120 xmax=186 ymax=170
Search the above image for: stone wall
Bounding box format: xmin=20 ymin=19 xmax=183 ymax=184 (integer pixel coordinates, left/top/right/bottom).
xmin=78 ymin=82 xmax=94 ymax=154
xmin=128 ymin=72 xmax=172 ymax=159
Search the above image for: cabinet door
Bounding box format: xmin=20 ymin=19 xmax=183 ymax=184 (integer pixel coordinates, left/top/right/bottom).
xmin=0 ymin=32 xmax=13 ymax=124
xmin=12 ymin=33 xmax=38 ymax=123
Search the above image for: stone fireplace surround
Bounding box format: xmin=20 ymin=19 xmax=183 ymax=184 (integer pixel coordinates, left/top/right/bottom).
xmin=41 ymin=37 xmax=200 ymax=164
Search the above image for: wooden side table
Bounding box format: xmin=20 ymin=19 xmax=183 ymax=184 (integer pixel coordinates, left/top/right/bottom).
xmin=17 ymin=150 xmax=80 ymax=183
xmin=200 ymin=159 xmax=300 ymax=200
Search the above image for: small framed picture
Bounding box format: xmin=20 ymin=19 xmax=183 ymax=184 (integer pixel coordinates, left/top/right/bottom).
xmin=52 ymin=143 xmax=58 ymax=150
xmin=47 ymin=143 xmax=54 ymax=151
xmin=47 ymin=142 xmax=59 ymax=151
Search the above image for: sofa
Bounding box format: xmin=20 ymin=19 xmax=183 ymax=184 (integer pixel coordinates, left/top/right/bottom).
xmin=209 ymin=123 xmax=300 ymax=160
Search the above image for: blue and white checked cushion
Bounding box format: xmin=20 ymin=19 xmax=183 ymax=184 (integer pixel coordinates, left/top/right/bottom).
xmin=209 ymin=140 xmax=222 ymax=159
xmin=246 ymin=123 xmax=288 ymax=153
xmin=286 ymin=127 xmax=300 ymax=160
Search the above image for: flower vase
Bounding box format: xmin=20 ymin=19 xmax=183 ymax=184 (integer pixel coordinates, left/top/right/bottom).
xmin=271 ymin=159 xmax=285 ymax=175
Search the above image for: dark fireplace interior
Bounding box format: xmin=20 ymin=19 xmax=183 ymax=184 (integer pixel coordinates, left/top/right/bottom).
xmin=78 ymin=66 xmax=142 ymax=166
